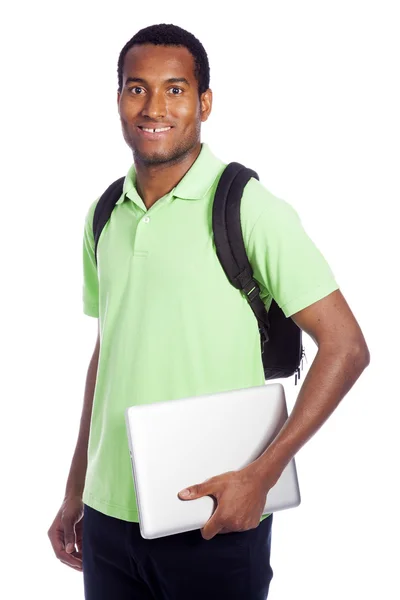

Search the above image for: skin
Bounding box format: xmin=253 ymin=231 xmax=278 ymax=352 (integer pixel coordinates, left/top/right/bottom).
xmin=117 ymin=43 xmax=212 ymax=209
xmin=47 ymin=44 xmax=212 ymax=573
xmin=48 ymin=43 xmax=370 ymax=564
xmin=119 ymin=44 xmax=370 ymax=540
xmin=180 ymin=289 xmax=370 ymax=539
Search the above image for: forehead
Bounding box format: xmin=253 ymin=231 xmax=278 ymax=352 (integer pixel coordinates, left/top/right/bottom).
xmin=123 ymin=44 xmax=196 ymax=84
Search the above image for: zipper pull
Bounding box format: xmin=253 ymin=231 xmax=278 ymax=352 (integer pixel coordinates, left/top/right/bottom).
xmin=303 ymin=347 xmax=308 ymax=365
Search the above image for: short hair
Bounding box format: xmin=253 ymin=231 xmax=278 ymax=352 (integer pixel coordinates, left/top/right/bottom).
xmin=117 ymin=23 xmax=210 ymax=97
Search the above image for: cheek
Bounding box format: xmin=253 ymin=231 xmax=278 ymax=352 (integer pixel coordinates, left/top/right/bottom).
xmin=119 ymin=96 xmax=141 ymax=120
xmin=172 ymin=97 xmax=200 ymax=122
xmin=178 ymin=106 xmax=201 ymax=130
xmin=119 ymin=104 xmax=132 ymax=121
xmin=119 ymin=116 xmax=131 ymax=139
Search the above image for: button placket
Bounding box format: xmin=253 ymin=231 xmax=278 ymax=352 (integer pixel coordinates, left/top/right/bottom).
xmin=132 ymin=210 xmax=152 ymax=257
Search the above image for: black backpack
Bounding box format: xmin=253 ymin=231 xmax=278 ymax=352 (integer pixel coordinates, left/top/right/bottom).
xmin=93 ymin=162 xmax=304 ymax=383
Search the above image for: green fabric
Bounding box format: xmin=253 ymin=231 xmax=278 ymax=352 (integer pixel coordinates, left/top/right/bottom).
xmin=82 ymin=143 xmax=339 ymax=522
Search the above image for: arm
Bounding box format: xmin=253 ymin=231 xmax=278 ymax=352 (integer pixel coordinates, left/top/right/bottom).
xmin=179 ymin=289 xmax=370 ymax=540
xmin=64 ymin=323 xmax=100 ymax=500
xmin=48 ymin=324 xmax=100 ymax=570
xmin=251 ymin=288 xmax=370 ymax=482
xmin=48 ymin=203 xmax=101 ymax=567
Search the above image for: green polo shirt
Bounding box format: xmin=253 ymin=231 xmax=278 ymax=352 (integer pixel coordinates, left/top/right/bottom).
xmin=82 ymin=143 xmax=339 ymax=523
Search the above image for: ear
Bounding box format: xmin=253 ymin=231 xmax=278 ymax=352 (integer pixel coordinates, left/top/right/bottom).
xmin=200 ymin=88 xmax=212 ymax=123
xmin=117 ymin=91 xmax=120 ymax=113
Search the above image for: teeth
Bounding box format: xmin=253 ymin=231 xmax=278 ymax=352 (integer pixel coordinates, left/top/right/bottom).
xmin=141 ymin=127 xmax=171 ymax=133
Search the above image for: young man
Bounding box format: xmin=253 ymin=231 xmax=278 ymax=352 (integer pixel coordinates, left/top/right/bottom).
xmin=48 ymin=23 xmax=370 ymax=600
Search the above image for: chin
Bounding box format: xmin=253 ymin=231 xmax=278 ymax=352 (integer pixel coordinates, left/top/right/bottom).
xmin=133 ymin=143 xmax=193 ymax=167
xmin=133 ymin=148 xmax=172 ymax=165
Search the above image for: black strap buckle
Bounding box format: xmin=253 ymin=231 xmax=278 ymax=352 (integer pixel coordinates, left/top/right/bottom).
xmin=235 ymin=268 xmax=270 ymax=344
xmin=259 ymin=324 xmax=269 ymax=346
xmin=235 ymin=269 xmax=260 ymax=302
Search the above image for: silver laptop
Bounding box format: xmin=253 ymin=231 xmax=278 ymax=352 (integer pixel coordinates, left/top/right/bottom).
xmin=125 ymin=382 xmax=301 ymax=540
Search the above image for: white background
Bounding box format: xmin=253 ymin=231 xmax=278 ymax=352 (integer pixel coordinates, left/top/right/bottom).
xmin=1 ymin=1 xmax=399 ymax=598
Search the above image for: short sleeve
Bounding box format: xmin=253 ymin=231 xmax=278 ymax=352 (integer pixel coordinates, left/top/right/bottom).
xmin=244 ymin=188 xmax=339 ymax=317
xmin=82 ymin=199 xmax=100 ymax=318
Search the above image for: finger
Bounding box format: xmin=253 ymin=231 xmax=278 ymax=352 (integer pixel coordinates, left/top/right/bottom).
xmin=49 ymin=529 xmax=83 ymax=570
xmin=200 ymin=511 xmax=223 ymax=541
xmin=59 ymin=557 xmax=83 ymax=571
xmin=179 ymin=480 xmax=216 ymax=500
xmin=63 ymin=521 xmax=77 ymax=554
xmin=58 ymin=548 xmax=83 ymax=570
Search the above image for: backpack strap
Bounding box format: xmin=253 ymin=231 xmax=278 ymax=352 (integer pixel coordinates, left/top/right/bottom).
xmin=93 ymin=176 xmax=125 ymax=265
xmin=212 ymin=162 xmax=271 ymax=342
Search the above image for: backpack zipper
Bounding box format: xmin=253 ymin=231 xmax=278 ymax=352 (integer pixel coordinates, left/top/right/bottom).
xmin=295 ymin=346 xmax=307 ymax=385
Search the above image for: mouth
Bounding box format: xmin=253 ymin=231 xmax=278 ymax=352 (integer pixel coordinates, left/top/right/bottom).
xmin=137 ymin=126 xmax=173 ymax=139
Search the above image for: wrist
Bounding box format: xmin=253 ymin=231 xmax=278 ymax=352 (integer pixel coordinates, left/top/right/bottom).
xmin=248 ymin=447 xmax=289 ymax=489
xmin=64 ymin=488 xmax=83 ymax=502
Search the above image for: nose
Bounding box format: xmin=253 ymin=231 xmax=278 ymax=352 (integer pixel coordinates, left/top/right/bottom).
xmin=141 ymin=90 xmax=167 ymax=120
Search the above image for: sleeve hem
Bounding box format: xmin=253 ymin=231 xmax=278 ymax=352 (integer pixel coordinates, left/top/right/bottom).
xmin=281 ymin=281 xmax=340 ymax=317
xmin=83 ymin=303 xmax=99 ymax=318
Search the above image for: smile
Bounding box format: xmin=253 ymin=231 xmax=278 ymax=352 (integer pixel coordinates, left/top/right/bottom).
xmin=137 ymin=126 xmax=173 ymax=136
xmin=140 ymin=126 xmax=171 ymax=133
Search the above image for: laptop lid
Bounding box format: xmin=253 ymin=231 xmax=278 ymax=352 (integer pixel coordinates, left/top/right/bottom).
xmin=125 ymin=382 xmax=301 ymax=539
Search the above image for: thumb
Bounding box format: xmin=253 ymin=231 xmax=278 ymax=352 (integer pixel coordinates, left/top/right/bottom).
xmin=64 ymin=522 xmax=76 ymax=554
xmin=179 ymin=479 xmax=212 ymax=500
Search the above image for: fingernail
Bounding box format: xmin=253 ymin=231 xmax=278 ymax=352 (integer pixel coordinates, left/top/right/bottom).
xmin=180 ymin=489 xmax=190 ymax=497
xmin=66 ymin=543 xmax=74 ymax=552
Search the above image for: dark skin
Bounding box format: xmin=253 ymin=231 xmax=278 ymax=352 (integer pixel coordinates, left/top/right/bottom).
xmin=47 ymin=44 xmax=212 ymax=574
xmin=117 ymin=43 xmax=212 ymax=209
xmin=179 ymin=290 xmax=370 ymax=539
xmin=47 ymin=45 xmax=370 ymax=566
xmin=117 ymin=45 xmax=370 ymax=541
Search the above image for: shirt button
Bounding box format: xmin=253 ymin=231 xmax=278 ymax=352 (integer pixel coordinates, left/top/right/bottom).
xmin=143 ymin=216 xmax=150 ymax=223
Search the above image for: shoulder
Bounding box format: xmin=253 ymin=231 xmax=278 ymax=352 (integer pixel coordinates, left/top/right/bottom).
xmin=240 ymin=177 xmax=300 ymax=242
xmin=85 ymin=197 xmax=100 ymax=223
xmin=83 ymin=197 xmax=100 ymax=242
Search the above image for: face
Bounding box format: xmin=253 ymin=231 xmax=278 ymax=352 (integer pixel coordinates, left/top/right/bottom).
xmin=117 ymin=44 xmax=212 ymax=166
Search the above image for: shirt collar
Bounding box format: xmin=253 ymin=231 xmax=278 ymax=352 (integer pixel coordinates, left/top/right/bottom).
xmin=116 ymin=143 xmax=225 ymax=207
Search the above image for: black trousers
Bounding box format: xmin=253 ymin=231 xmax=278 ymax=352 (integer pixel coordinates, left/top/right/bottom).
xmin=82 ymin=503 xmax=273 ymax=600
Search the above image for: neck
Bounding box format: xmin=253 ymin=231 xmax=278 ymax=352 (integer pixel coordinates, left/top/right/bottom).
xmin=134 ymin=143 xmax=202 ymax=210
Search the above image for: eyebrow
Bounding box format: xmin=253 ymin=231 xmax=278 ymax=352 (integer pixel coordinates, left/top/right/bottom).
xmin=125 ymin=77 xmax=191 ymax=87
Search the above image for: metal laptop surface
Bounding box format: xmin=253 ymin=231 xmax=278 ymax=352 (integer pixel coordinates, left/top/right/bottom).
xmin=125 ymin=382 xmax=300 ymax=539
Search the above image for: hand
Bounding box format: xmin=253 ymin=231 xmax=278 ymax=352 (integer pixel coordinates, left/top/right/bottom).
xmin=178 ymin=465 xmax=277 ymax=540
xmin=47 ymin=496 xmax=84 ymax=571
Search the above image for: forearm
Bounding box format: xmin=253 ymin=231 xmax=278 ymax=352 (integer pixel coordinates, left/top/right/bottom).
xmin=251 ymin=343 xmax=370 ymax=483
xmin=64 ymin=348 xmax=99 ymax=500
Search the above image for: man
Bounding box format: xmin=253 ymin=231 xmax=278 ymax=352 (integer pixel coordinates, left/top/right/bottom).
xmin=48 ymin=23 xmax=370 ymax=600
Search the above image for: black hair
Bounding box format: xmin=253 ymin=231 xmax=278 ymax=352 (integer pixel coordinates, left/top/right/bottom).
xmin=117 ymin=23 xmax=210 ymax=97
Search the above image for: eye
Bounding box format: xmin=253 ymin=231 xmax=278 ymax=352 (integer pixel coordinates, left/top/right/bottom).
xmin=129 ymin=87 xmax=145 ymax=95
xmin=169 ymin=87 xmax=183 ymax=95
